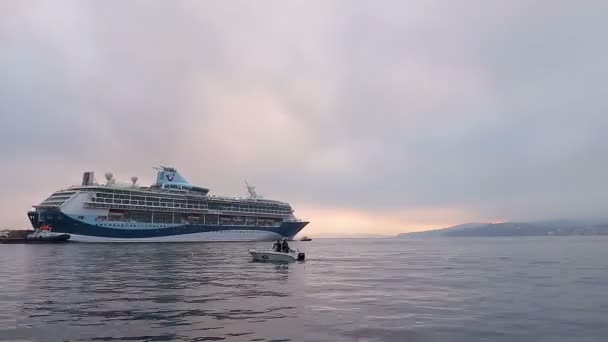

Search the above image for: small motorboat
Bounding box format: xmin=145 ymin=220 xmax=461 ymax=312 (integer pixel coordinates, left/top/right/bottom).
xmin=249 ymin=248 xmax=305 ymax=262
xmin=300 ymin=236 xmax=312 ymax=241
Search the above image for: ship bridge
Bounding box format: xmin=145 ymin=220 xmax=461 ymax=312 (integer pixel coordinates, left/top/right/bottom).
xmin=153 ymin=166 xmax=209 ymax=194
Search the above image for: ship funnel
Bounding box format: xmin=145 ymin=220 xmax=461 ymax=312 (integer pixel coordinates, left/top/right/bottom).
xmin=82 ymin=171 xmax=95 ymax=186
xmin=154 ymin=166 xmax=191 ymax=188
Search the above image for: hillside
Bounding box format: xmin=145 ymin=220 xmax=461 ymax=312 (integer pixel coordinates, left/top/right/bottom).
xmin=397 ymin=223 xmax=487 ymax=238
xmin=398 ymin=221 xmax=608 ymax=237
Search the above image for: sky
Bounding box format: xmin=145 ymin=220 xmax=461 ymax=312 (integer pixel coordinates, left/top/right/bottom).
xmin=1 ymin=1 xmax=608 ymax=236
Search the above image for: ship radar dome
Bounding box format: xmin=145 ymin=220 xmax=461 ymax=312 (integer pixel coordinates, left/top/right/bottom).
xmin=131 ymin=176 xmax=138 ymax=186
xmin=105 ymin=172 xmax=114 ymax=183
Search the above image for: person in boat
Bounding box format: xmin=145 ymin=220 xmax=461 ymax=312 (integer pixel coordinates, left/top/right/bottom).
xmin=273 ymin=239 xmax=282 ymax=252
xmin=281 ymin=238 xmax=290 ymax=253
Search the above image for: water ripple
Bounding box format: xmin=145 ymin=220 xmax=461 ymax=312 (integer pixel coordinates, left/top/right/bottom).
xmin=1 ymin=238 xmax=608 ymax=341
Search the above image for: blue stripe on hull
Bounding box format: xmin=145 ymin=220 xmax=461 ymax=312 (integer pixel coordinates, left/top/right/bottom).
xmin=37 ymin=213 xmax=308 ymax=240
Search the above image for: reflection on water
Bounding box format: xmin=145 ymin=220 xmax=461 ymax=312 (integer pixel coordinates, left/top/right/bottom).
xmin=2 ymin=238 xmax=608 ymax=341
xmin=0 ymin=242 xmax=305 ymax=341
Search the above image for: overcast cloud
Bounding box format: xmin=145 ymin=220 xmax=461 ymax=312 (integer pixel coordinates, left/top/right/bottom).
xmin=1 ymin=0 xmax=607 ymax=235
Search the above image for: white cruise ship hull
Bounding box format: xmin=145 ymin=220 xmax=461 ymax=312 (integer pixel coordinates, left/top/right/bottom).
xmin=29 ymin=211 xmax=307 ymax=243
xmin=68 ymin=230 xmax=284 ymax=242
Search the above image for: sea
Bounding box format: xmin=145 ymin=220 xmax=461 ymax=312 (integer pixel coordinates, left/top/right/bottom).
xmin=1 ymin=237 xmax=608 ymax=342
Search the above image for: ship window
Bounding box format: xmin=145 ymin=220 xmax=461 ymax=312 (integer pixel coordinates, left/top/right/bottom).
xmin=154 ymin=212 xmax=173 ymax=224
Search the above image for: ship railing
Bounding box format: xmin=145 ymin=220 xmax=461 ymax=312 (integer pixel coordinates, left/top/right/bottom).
xmin=87 ymin=196 xmax=289 ymax=214
xmin=86 ymin=198 xmax=290 ymax=214
xmin=83 ymin=201 xmax=292 ymax=216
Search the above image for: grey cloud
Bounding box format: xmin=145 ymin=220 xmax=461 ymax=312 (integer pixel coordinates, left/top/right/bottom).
xmin=1 ymin=0 xmax=608 ymax=229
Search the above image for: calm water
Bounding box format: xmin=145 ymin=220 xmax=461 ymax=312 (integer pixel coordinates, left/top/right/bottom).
xmin=1 ymin=238 xmax=608 ymax=342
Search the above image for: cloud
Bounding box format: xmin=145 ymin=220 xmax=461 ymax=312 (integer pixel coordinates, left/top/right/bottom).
xmin=1 ymin=0 xmax=608 ymax=232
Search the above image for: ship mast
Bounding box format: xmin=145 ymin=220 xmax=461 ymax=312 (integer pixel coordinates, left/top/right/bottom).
xmin=245 ymin=181 xmax=261 ymax=199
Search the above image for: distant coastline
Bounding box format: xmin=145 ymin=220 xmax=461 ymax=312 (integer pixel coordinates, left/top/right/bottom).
xmin=397 ymin=220 xmax=608 ymax=238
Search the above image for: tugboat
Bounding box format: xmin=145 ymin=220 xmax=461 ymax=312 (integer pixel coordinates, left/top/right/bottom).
xmin=0 ymin=226 xmax=70 ymax=244
xmin=26 ymin=225 xmax=71 ymax=243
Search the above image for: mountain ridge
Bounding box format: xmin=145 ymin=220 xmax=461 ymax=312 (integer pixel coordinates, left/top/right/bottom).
xmin=398 ymin=220 xmax=608 ymax=237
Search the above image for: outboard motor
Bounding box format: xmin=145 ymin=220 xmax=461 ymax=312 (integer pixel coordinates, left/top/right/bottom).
xmin=297 ymin=252 xmax=306 ymax=261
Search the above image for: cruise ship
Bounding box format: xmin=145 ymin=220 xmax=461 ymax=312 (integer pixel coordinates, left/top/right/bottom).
xmin=27 ymin=166 xmax=309 ymax=242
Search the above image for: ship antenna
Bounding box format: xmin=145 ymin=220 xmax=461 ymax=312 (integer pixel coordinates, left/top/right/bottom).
xmin=245 ymin=181 xmax=259 ymax=199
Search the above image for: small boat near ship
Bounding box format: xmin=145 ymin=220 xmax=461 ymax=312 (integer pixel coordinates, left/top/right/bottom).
xmin=300 ymin=236 xmax=312 ymax=241
xmin=0 ymin=226 xmax=70 ymax=244
xmin=249 ymin=248 xmax=305 ymax=262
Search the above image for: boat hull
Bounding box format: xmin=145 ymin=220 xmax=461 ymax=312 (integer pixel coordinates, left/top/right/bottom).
xmin=249 ymin=249 xmax=299 ymax=262
xmin=26 ymin=233 xmax=71 ymax=243
xmin=32 ymin=212 xmax=308 ymax=243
